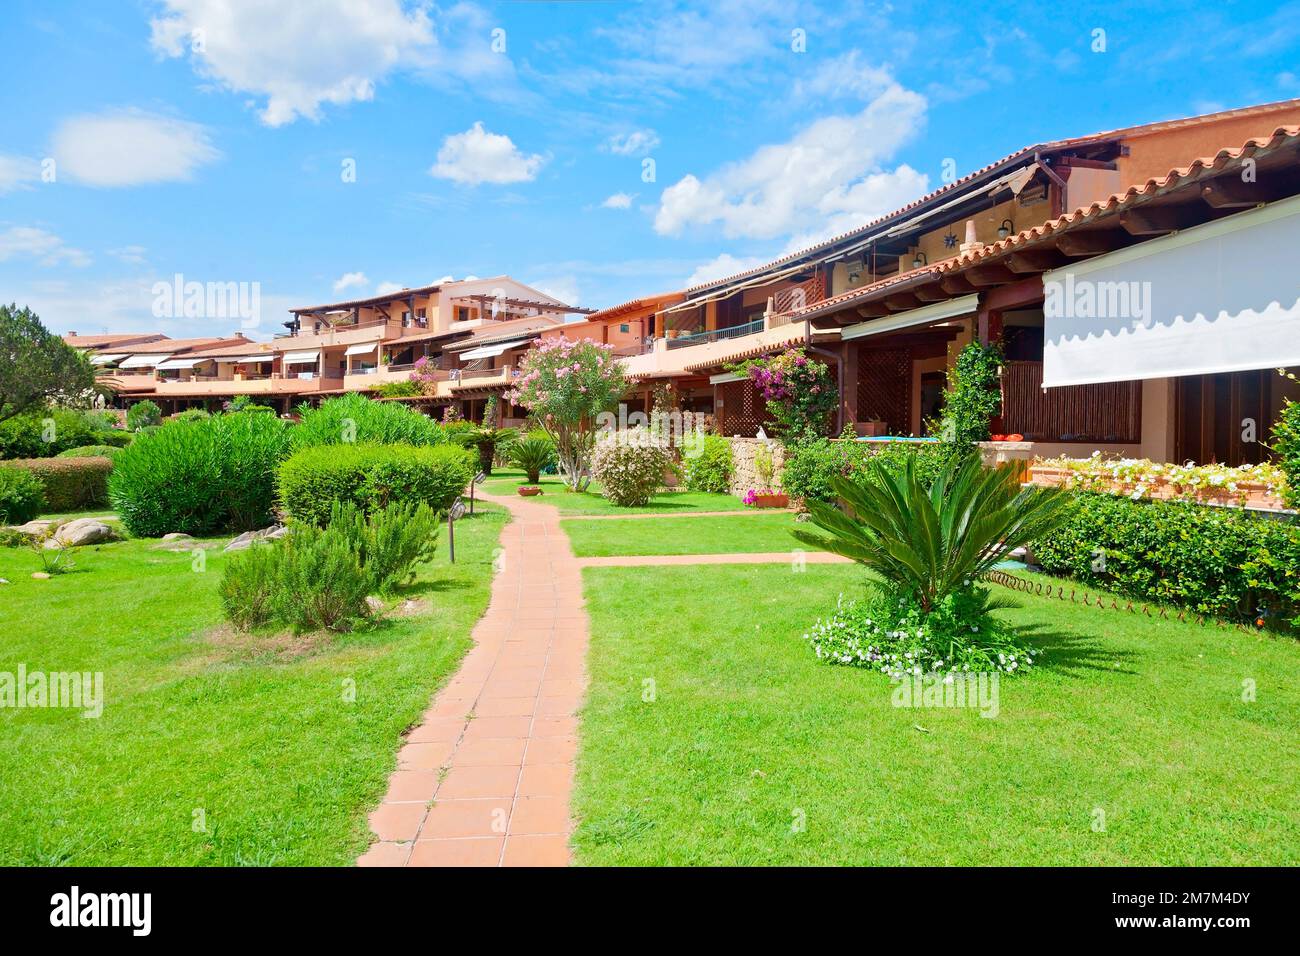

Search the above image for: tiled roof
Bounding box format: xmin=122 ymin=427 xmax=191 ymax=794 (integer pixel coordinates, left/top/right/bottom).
xmin=445 ymin=315 xmax=562 ymax=350
xmin=681 ymin=325 xmax=839 ymax=373
xmin=292 ymin=283 xmax=444 ymax=314
xmin=64 ymin=332 xmax=167 ymax=349
xmin=787 ymin=124 xmax=1300 ymax=320
xmin=120 ymin=336 xmax=246 ymax=354
xmin=585 ymin=292 xmax=684 ymax=322
xmin=682 ymin=98 xmax=1300 ymax=296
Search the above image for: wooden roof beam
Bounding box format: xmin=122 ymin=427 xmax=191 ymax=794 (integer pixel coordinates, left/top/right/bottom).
xmin=1119 ymin=206 xmax=1195 ymax=236
xmin=939 ymin=275 xmax=977 ymax=295
xmin=1200 ymin=176 xmax=1290 ymax=208
xmin=855 ymin=302 xmax=892 ymax=319
xmin=884 ymin=292 xmax=921 ymax=311
xmin=965 ymin=264 xmax=1018 ymax=287
xmin=1055 ymin=232 xmax=1117 ymax=257
xmin=913 ymin=284 xmax=951 ymax=303
xmin=1006 ymin=249 xmax=1066 ymax=274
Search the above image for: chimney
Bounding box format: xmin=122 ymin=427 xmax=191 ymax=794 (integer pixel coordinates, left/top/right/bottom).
xmin=958 ymin=219 xmax=984 ymax=255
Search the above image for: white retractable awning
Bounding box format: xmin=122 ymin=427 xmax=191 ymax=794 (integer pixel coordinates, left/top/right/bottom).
xmin=118 ymin=354 xmax=170 ymax=369
xmin=155 ymin=357 xmax=209 ymax=370
xmin=90 ymin=353 xmax=126 ymax=366
xmin=281 ymin=350 xmax=320 ymax=365
xmin=709 ymin=371 xmax=748 ymax=385
xmin=344 ymin=342 xmax=379 ymax=357
xmin=457 ymin=338 xmax=531 ymax=360
xmin=1043 ymin=194 xmax=1300 ymax=388
xmin=839 ymin=294 xmax=979 ymax=341
xmin=214 ymin=354 xmax=273 ymax=363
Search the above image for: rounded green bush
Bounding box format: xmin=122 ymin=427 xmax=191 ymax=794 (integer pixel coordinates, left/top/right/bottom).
xmin=5 ymin=457 xmax=112 ymax=511
xmin=109 ymin=412 xmax=290 ymax=537
xmin=291 ymin=393 xmax=446 ymax=449
xmin=277 ymin=442 xmax=474 ymax=525
xmin=0 ymin=408 xmax=126 ymax=459
xmin=683 ymin=434 xmax=733 ymax=494
xmin=0 ymin=467 xmax=46 ymax=524
xmin=126 ymin=399 xmax=162 ymax=431
xmin=56 ymin=444 xmax=123 ymax=461
xmin=591 ymin=430 xmax=668 ymax=507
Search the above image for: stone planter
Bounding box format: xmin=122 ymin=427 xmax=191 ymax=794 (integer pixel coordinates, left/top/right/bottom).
xmin=1028 ymin=465 xmax=1287 ymax=511
xmin=518 ymin=486 xmax=542 ymax=497
xmin=747 ymin=492 xmax=789 ymax=509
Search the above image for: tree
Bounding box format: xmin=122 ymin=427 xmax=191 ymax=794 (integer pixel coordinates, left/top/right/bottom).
xmin=0 ymin=304 xmax=96 ymax=423
xmin=507 ymin=338 xmax=627 ymax=491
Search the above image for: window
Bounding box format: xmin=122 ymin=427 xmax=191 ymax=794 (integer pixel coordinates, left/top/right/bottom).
xmin=455 ymin=306 xmax=471 ymax=323
xmin=401 ymin=310 xmax=412 ymax=327
xmin=619 ymin=323 xmax=630 ymax=333
xmin=416 ymin=308 xmax=427 ymax=328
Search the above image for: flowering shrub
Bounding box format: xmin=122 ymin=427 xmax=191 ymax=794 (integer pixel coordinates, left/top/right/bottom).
xmin=804 ymin=589 xmax=1035 ymax=678
xmin=410 ymin=356 xmax=442 ymax=396
xmin=1035 ymin=452 xmax=1289 ymax=506
xmin=682 ymin=433 xmax=732 ymax=493
xmin=507 ymin=338 xmax=627 ymax=491
xmin=736 ymin=348 xmax=835 ymax=441
xmin=590 ymin=428 xmax=668 ymax=507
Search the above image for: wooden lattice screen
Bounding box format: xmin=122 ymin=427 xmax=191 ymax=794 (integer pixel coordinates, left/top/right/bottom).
xmin=772 ymin=274 xmax=826 ymax=314
xmin=1001 ymin=360 xmax=1142 ymax=443
xmin=856 ymin=346 xmax=912 ymax=434
xmin=716 ymin=379 xmax=771 ymax=437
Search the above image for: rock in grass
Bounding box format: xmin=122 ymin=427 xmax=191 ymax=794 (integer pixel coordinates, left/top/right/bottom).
xmin=32 ymin=572 xmax=50 ymax=580
xmin=223 ymin=525 xmax=287 ymax=552
xmin=44 ymin=518 xmax=114 ymax=549
xmin=11 ymin=519 xmax=54 ymax=536
xmin=365 ymin=596 xmax=385 ymax=613
xmin=161 ymin=532 xmax=194 ymax=542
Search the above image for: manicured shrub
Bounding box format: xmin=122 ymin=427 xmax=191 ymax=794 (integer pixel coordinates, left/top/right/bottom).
xmin=126 ymin=399 xmax=162 ymax=431
xmin=3 ymin=456 xmax=112 ymax=511
xmin=509 ymin=431 xmax=556 ymax=484
xmin=0 ymin=408 xmax=125 ymax=459
xmin=277 ymin=443 xmax=474 ymax=525
xmin=57 ymin=444 xmax=123 ymax=462
xmin=109 ymin=412 xmax=290 ymax=537
xmin=591 ymin=428 xmax=669 ymax=507
xmin=169 ymin=408 xmax=211 ymax=423
xmin=781 ymin=433 xmax=950 ymax=504
xmin=683 ymin=434 xmax=733 ymax=494
xmin=291 ymin=393 xmax=445 ymax=449
xmin=1032 ymin=491 xmax=1300 ymax=627
xmin=0 ymin=467 xmax=45 ymax=524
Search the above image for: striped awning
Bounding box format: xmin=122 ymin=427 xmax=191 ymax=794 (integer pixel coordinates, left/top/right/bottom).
xmin=344 ymin=342 xmax=379 ymax=357
xmin=281 ymin=350 xmax=320 ymax=364
xmin=118 ymin=354 xmax=170 ymax=369
xmin=155 ymin=357 xmax=209 ymax=370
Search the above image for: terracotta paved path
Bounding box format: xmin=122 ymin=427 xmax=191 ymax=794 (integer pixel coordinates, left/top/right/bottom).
xmin=357 ymin=490 xmax=587 ymax=867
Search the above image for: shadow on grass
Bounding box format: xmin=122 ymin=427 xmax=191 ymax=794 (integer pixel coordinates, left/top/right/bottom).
xmin=1014 ymin=623 xmax=1141 ymax=676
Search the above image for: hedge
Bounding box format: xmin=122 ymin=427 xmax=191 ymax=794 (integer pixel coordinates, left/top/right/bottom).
xmin=109 ymin=412 xmax=290 ymax=537
xmin=781 ymin=435 xmax=953 ymax=503
xmin=2 ymin=456 xmax=112 ymax=512
xmin=682 ymin=434 xmax=733 ymax=494
xmin=0 ymin=408 xmax=129 ymax=460
xmin=277 ymin=442 xmax=475 ymax=525
xmin=1031 ymin=491 xmax=1300 ymax=628
xmin=57 ymin=444 xmax=124 ymax=462
xmin=0 ymin=467 xmax=46 ymax=524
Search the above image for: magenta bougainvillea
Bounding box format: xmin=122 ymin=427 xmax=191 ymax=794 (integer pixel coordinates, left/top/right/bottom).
xmin=738 ymin=348 xmax=836 ymax=441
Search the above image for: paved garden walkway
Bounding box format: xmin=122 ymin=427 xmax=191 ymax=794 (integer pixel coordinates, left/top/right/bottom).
xmin=357 ymin=490 xmax=587 ymax=868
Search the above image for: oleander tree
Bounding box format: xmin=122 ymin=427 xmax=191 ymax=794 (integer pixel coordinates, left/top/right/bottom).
xmin=0 ymin=304 xmax=96 ymax=423
xmin=507 ymin=338 xmax=627 ymax=491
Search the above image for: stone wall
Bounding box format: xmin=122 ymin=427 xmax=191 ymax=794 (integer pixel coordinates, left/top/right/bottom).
xmin=726 ymin=437 xmax=786 ymax=496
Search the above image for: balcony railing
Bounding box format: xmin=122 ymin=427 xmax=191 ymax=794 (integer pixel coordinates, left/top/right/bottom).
xmin=666 ymin=318 xmax=765 ymax=349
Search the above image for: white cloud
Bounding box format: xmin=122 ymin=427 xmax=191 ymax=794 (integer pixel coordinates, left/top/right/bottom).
xmin=429 ymin=122 xmax=546 ymax=185
xmin=604 ymin=129 xmax=660 ymax=156
xmin=683 ymin=253 xmax=768 ymax=288
xmin=374 ymin=281 xmax=405 ymax=296
xmin=601 ymin=192 xmax=634 ymax=209
xmin=532 ymin=277 xmax=580 ymax=306
xmin=0 ymin=154 xmax=42 ymax=194
xmin=150 ymin=0 xmax=434 ymax=126
xmin=108 ymin=245 xmax=148 ymax=265
xmin=654 ymin=82 xmax=928 ymax=240
xmin=0 ymin=226 xmax=91 ymax=268
xmin=333 ymin=271 xmax=369 ymax=293
xmin=51 ymin=109 xmax=219 ymax=187
xmin=792 ymin=50 xmax=895 ymax=102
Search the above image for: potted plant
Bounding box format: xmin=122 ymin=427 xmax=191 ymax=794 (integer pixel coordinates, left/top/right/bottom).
xmin=744 ymin=444 xmax=788 ymax=508
xmin=517 ymin=486 xmax=543 ymax=497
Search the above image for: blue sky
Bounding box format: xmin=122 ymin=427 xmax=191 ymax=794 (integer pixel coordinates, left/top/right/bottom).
xmin=2 ymin=0 xmax=1299 ymax=340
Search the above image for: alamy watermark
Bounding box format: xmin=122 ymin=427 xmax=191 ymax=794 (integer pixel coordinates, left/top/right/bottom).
xmin=1044 ymin=272 xmax=1152 ymax=326
xmin=151 ymin=273 xmax=261 ymax=329
xmin=595 ymin=403 xmax=708 ymax=458
xmin=0 ymin=666 xmax=103 ymax=718
xmin=891 ymin=671 xmax=999 ymax=718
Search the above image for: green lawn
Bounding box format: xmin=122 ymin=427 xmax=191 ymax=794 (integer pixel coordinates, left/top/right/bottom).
xmin=0 ymin=505 xmax=507 ymax=866
xmin=573 ymin=561 xmax=1300 ymax=865
xmin=563 ymin=512 xmax=805 ymax=556
xmin=482 ymin=467 xmax=746 ymax=515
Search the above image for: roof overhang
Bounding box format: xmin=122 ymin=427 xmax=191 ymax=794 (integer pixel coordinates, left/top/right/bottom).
xmin=841 ymin=295 xmax=979 ymax=340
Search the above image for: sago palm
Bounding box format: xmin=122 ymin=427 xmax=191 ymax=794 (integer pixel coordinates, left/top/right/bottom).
xmin=792 ymin=453 xmax=1070 ymax=611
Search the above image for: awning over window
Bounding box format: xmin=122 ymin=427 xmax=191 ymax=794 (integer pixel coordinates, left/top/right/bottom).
xmin=457 ymin=338 xmax=531 ymax=360
xmin=839 ymin=295 xmax=979 ymax=341
xmin=90 ymin=353 xmax=126 ymax=366
xmin=1042 ymin=195 xmax=1300 ymax=388
xmin=155 ymin=357 xmax=209 ymax=370
xmin=213 ymin=355 xmax=273 ymax=364
xmin=344 ymin=342 xmax=379 ymax=357
xmin=118 ymin=354 xmax=170 ymax=369
xmin=281 ymin=350 xmax=320 ymax=365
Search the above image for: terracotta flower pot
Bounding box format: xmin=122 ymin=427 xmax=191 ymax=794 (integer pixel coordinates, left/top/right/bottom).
xmin=518 ymin=486 xmax=542 ymax=497
xmin=748 ymin=492 xmax=789 ymax=508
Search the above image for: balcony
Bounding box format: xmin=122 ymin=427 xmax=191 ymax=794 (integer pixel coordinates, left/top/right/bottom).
xmin=666 ymin=318 xmax=765 ymax=349
xmin=154 ymin=371 xmax=344 ymax=396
